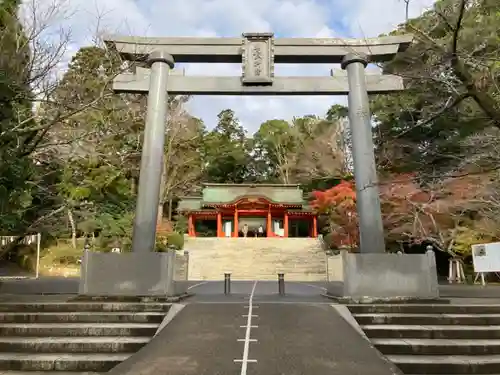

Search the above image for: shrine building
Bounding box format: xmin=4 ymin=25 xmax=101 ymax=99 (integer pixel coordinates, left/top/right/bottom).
xmin=178 ymin=183 xmax=318 ymax=238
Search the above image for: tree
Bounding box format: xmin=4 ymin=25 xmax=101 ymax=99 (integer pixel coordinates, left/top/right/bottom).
xmin=311 ymin=181 xmax=358 ymax=250
xmin=34 ymin=45 xmax=142 ymax=246
xmin=252 ymin=111 xmax=347 ymax=186
xmin=0 ymin=0 xmax=72 ymax=255
xmin=326 ymin=104 xmax=349 ymax=122
xmin=159 ymin=96 xmax=205 ymax=222
xmin=291 ymin=115 xmax=346 ymax=184
xmin=378 ymin=173 xmax=489 ymax=256
xmin=253 ymin=119 xmax=297 ymax=183
xmin=372 ymin=0 xmax=500 ymax=177
xmin=203 ymin=109 xmax=253 ymax=183
xmin=0 ymin=1 xmax=132 ymax=259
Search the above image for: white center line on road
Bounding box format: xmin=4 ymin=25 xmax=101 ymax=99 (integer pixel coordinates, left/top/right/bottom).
xmin=187 ymin=281 xmax=209 ymax=290
xmin=233 ymin=280 xmax=258 ymax=375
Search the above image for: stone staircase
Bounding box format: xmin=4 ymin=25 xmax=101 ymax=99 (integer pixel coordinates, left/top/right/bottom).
xmin=0 ymin=301 xmax=170 ymax=374
xmin=185 ymin=237 xmax=327 ymax=281
xmin=349 ymin=303 xmax=500 ymax=374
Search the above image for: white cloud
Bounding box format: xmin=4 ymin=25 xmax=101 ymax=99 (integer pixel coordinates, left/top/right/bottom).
xmin=334 ymin=0 xmax=436 ymax=37
xmin=21 ymin=0 xmax=436 ymax=132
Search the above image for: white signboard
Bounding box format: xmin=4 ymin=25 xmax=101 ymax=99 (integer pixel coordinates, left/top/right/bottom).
xmin=472 ymin=242 xmax=500 ymax=273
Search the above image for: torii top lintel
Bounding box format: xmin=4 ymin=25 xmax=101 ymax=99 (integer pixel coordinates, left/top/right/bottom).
xmin=103 ymin=33 xmax=413 ymax=64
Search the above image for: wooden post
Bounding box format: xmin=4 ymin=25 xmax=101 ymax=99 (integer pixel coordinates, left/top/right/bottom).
xmin=284 ymin=212 xmax=289 ymax=238
xmin=267 ymin=210 xmax=272 ymax=237
xmin=233 ymin=207 xmax=239 ymax=237
xmin=217 ymin=212 xmax=222 ymax=237
xmin=312 ymin=216 xmax=318 ymax=238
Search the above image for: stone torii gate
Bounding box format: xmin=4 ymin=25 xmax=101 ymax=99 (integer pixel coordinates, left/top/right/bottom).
xmin=107 ymin=33 xmax=412 ymax=255
xmin=79 ymin=33 xmax=439 ymax=300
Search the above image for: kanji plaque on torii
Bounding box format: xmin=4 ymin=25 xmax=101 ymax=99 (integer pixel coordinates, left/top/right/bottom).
xmin=241 ymin=32 xmax=274 ymax=85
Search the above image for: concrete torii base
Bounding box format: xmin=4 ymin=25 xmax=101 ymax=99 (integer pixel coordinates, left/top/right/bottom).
xmin=325 ymin=250 xmax=440 ymax=303
xmin=78 ymin=251 xmax=188 ymax=297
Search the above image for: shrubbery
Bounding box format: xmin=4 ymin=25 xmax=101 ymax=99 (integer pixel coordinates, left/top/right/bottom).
xmin=155 ymin=232 xmax=184 ymax=252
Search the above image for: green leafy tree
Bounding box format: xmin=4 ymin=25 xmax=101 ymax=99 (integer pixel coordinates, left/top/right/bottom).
xmin=0 ymin=0 xmax=50 ymax=245
xmin=253 ymin=119 xmax=297 ymax=183
xmin=36 ymin=46 xmax=142 ymax=246
xmin=203 ymin=109 xmax=253 ymax=183
xmin=253 ymin=111 xmax=346 ymax=187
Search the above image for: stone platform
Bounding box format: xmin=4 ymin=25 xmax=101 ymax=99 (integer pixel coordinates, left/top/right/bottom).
xmin=79 ymin=251 xmax=189 ymax=297
xmin=326 ymin=251 xmax=439 ymax=301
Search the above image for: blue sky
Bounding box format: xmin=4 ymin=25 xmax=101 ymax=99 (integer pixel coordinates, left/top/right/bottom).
xmin=22 ymin=0 xmax=435 ymax=132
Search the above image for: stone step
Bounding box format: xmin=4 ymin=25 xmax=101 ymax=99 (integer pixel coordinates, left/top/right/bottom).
xmin=0 ymin=312 xmax=165 ymax=324
xmin=0 ymin=353 xmax=129 ymax=372
xmin=186 ymin=237 xmax=327 ymax=281
xmin=185 ymin=238 xmax=319 ymax=243
xmin=189 ymin=262 xmax=326 ymax=267
xmin=354 ymin=313 xmax=500 ymax=325
xmin=362 ymin=324 xmax=500 ymax=340
xmin=187 ymin=247 xmax=322 ymax=250
xmin=0 ymin=372 xmax=101 ymax=375
xmin=0 ymin=303 xmax=170 ymax=313
xmin=372 ymin=338 xmax=500 ymax=355
xmin=191 ymin=262 xmax=324 ymax=267
xmin=189 ymin=261 xmax=325 ymax=266
xmin=189 ymin=259 xmax=325 ymax=264
xmin=189 ymin=250 xmax=324 ymax=254
xmin=0 ymin=323 xmax=159 ymax=337
xmin=387 ymin=354 xmax=500 ymax=374
xmin=0 ymin=336 xmax=151 ymax=353
xmin=191 ymin=257 xmax=324 ymax=261
xmin=348 ymin=304 xmax=500 ymax=315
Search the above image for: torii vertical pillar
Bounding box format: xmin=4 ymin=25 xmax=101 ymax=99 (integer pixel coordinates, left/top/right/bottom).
xmin=341 ymin=53 xmax=385 ymax=254
xmin=131 ymin=50 xmax=175 ymax=253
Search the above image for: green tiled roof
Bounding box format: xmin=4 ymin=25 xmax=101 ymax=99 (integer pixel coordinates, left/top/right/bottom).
xmin=177 ymin=197 xmax=202 ymax=211
xmin=202 ymin=183 xmax=304 ymax=204
xmin=178 ymin=183 xmax=310 ymax=211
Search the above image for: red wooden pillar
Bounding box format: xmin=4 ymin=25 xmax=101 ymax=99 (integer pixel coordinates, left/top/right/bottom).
xmin=312 ymin=216 xmax=318 ymax=238
xmin=267 ymin=210 xmax=272 ymax=237
xmin=284 ymin=211 xmax=289 ymax=238
xmin=217 ymin=212 xmax=222 ymax=237
xmin=188 ymin=214 xmax=195 ymax=237
xmin=233 ymin=207 xmax=239 ymax=237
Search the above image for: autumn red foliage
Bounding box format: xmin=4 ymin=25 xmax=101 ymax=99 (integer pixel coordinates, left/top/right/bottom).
xmin=311 ymin=173 xmax=488 ymax=254
xmin=311 ymin=181 xmax=359 ymax=249
xmin=379 ymin=173 xmax=483 ymax=252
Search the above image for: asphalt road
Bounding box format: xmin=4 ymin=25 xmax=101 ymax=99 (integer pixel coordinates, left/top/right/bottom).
xmin=109 ymin=282 xmax=401 ymax=375
xmin=250 ymin=303 xmax=401 ymax=375
xmin=109 ymin=303 xmax=245 ymax=375
xmin=185 ymin=280 xmax=329 ymax=303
